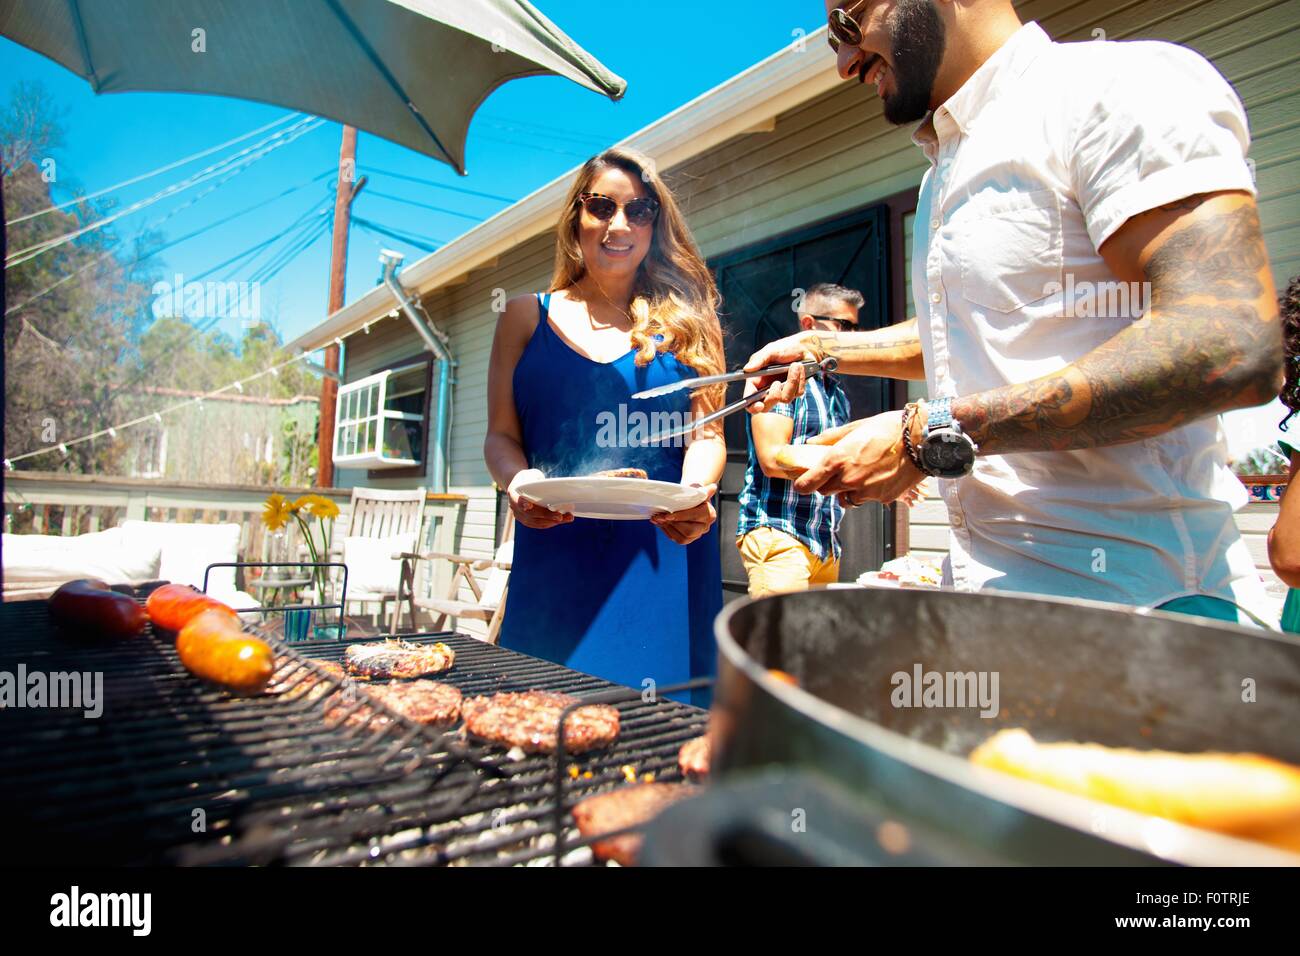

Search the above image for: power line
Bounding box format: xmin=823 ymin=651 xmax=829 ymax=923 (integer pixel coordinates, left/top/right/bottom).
xmin=248 ymin=216 xmax=332 ymax=284
xmin=363 ymin=189 xmax=486 ymax=222
xmin=475 ymin=131 xmax=592 ymax=159
xmin=6 ymin=112 xmax=302 ymax=225
xmin=363 ymin=166 xmax=515 ymax=203
xmin=477 ymin=114 xmax=611 ymax=149
xmin=5 ymin=116 xmax=324 ymax=268
xmin=4 ymin=169 xmax=335 ymax=317
xmin=351 ymin=216 xmax=442 ymax=253
xmin=108 ymin=198 xmax=333 ymax=398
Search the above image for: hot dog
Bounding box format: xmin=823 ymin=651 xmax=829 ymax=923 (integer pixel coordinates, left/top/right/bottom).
xmin=146 ymin=583 xmax=238 ymax=632
xmin=48 ymin=579 xmax=148 ymax=641
xmin=176 ymin=607 xmax=275 ymax=694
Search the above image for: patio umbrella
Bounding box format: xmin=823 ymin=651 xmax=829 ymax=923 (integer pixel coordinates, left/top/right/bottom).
xmin=0 ymin=0 xmax=626 ymax=173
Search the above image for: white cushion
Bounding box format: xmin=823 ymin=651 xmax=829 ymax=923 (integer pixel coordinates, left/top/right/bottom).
xmin=342 ymin=532 xmax=417 ymax=595
xmin=2 ymin=528 xmax=161 ymax=586
xmin=119 ymin=520 xmax=241 ymax=593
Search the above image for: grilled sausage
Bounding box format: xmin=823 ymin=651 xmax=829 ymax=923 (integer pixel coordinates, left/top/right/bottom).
xmin=176 ymin=607 xmax=275 ymax=694
xmin=146 ymin=583 xmax=238 ymax=632
xmin=48 ymin=579 xmax=147 ymax=641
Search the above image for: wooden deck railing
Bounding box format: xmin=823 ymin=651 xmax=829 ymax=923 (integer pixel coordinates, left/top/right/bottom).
xmin=3 ymin=471 xmax=467 ymax=604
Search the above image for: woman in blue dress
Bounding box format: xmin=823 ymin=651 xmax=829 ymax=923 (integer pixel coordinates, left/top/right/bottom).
xmin=485 ymin=147 xmax=726 ymax=706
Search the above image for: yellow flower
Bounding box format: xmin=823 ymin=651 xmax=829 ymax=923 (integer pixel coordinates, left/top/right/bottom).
xmin=292 ymin=493 xmax=339 ymax=521
xmin=261 ymin=493 xmax=291 ymax=531
xmin=310 ymin=497 xmax=340 ymax=521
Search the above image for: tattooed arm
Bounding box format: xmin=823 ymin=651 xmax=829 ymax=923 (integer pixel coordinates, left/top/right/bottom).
xmin=744 ymin=318 xmax=924 ymax=412
xmin=950 ymin=192 xmax=1282 ymax=453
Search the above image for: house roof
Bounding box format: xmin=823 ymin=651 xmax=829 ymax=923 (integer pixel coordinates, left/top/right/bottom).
xmin=288 ymin=27 xmax=840 ymax=353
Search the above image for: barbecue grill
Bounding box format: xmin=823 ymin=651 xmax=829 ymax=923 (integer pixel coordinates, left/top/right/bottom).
xmin=0 ymin=596 xmax=707 ymax=866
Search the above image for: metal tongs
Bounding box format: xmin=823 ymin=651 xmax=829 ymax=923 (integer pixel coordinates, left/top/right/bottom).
xmin=630 ymin=357 xmax=838 ymax=444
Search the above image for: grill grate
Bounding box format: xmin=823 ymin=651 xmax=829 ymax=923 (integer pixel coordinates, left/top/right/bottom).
xmin=0 ymin=598 xmax=707 ymax=866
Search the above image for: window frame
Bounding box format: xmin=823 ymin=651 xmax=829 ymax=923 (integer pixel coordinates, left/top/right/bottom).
xmin=330 ymin=355 xmax=433 ymax=476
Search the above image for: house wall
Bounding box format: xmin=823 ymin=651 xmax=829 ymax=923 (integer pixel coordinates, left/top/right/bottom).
xmin=338 ymin=0 xmax=1300 ymax=634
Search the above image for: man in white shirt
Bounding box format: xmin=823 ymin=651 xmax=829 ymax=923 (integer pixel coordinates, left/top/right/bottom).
xmin=747 ymin=1 xmax=1283 ymax=622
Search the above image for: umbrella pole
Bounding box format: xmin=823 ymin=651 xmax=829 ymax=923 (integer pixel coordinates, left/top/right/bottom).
xmin=316 ymin=126 xmax=365 ymax=489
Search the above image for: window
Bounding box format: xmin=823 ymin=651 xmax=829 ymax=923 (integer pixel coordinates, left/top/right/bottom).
xmin=333 ymin=362 xmax=428 ymax=470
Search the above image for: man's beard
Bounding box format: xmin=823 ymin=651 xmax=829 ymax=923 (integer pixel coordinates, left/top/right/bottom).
xmin=880 ymin=0 xmax=946 ymax=125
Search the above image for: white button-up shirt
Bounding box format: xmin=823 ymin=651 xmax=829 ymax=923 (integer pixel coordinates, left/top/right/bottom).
xmin=911 ymin=21 xmax=1268 ymax=615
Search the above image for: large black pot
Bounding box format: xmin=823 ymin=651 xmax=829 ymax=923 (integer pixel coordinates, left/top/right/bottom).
xmin=643 ymin=587 xmax=1300 ymax=866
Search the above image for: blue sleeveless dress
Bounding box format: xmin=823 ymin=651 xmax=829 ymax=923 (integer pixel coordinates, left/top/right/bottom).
xmin=500 ymin=293 xmax=722 ymax=706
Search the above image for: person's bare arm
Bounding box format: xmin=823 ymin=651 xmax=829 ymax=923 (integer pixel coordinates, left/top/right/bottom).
xmin=750 ymin=409 xmax=796 ymax=479
xmin=950 ymin=192 xmax=1282 ymax=453
xmin=743 ymin=318 xmax=925 ymax=411
xmin=484 ymin=296 xmax=572 ymax=529
xmin=656 ymin=329 xmax=727 ymax=545
xmin=1268 ymin=450 xmax=1300 ymax=589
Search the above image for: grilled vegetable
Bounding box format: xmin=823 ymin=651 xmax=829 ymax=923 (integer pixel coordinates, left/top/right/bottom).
xmin=48 ymin=579 xmax=147 ymax=641
xmin=146 ymin=583 xmax=237 ymax=632
xmin=176 ymin=608 xmax=275 ymax=694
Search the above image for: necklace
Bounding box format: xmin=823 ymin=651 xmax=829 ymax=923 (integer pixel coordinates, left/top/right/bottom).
xmin=584 ymin=276 xmax=633 ymax=329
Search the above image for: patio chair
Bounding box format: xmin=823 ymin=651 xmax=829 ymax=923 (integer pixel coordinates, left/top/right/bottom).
xmin=390 ymin=513 xmax=513 ymax=643
xmin=335 ymin=486 xmax=427 ymax=629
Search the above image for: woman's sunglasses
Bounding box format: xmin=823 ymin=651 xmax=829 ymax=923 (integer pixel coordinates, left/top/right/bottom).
xmin=827 ymin=0 xmax=868 ymax=52
xmin=577 ymin=192 xmax=660 ymax=227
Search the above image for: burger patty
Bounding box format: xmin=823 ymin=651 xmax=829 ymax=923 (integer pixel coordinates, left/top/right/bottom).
xmin=326 ymin=679 xmax=463 ymax=730
xmin=572 ymin=783 xmax=695 ymax=866
xmin=344 ymin=640 xmax=455 ymax=679
xmin=461 ymin=690 xmax=620 ymax=754
xmin=677 ymin=735 xmax=711 ymax=780
xmin=591 ymin=468 xmax=648 ymax=479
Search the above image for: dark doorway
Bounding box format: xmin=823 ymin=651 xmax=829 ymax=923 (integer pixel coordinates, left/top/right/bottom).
xmin=709 ymin=203 xmax=896 ymax=595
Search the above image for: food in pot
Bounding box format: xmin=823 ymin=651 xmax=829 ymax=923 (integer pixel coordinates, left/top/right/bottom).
xmin=344 ymin=640 xmax=455 ymax=679
xmin=590 ymin=468 xmax=648 ymax=479
xmin=970 ymin=728 xmax=1300 ymax=850
xmin=677 ymin=735 xmax=711 ymax=780
xmin=48 ymin=579 xmax=147 ymax=641
xmin=461 ymin=690 xmax=620 ymax=754
xmin=572 ymin=782 xmax=695 ymax=865
xmin=326 ymin=679 xmax=463 ymax=730
xmin=176 ymin=607 xmax=275 ymax=694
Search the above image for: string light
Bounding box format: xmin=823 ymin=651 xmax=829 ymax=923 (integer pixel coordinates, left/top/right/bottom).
xmin=5 ymin=350 xmax=320 ymax=467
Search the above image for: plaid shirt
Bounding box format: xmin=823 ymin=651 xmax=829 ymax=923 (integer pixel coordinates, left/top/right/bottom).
xmin=736 ymin=374 xmax=851 ymax=560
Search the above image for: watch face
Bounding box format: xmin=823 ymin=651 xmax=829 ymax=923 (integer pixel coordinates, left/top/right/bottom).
xmin=923 ymin=432 xmax=975 ymax=477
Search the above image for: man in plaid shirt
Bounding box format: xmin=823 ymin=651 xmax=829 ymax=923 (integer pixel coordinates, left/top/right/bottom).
xmin=736 ymin=283 xmax=858 ymax=596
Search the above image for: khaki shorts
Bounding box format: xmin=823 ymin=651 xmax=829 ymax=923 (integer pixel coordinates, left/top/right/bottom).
xmin=737 ymin=527 xmax=839 ymax=598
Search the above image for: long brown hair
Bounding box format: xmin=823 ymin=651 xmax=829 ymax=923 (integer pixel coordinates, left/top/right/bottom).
xmin=549 ymin=147 xmax=724 ymax=404
xmin=1280 ymin=274 xmax=1300 ymax=429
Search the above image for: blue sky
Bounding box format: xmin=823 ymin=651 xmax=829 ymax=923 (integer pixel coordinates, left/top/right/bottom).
xmin=2 ymin=0 xmax=826 ymax=348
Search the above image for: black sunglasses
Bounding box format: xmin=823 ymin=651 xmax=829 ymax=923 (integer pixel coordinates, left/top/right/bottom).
xmin=577 ymin=192 xmax=660 ymax=227
xmin=809 ymin=314 xmax=857 ymax=332
xmin=827 ymin=0 xmax=868 ymax=52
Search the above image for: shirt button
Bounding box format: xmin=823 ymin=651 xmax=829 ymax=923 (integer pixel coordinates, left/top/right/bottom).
xmin=930 ymin=218 xmax=941 ymax=230
xmin=930 ymin=292 xmax=942 ymax=304
xmin=951 ymin=514 xmax=964 ymax=529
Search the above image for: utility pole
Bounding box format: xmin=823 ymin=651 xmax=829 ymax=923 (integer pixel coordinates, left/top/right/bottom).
xmin=316 ymin=125 xmax=364 ymax=489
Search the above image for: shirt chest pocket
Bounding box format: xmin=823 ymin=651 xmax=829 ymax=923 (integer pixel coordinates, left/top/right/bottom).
xmin=956 ymin=189 xmax=1063 ymax=314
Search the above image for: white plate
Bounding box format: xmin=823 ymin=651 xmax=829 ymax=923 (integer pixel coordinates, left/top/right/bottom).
xmin=514 ymin=476 xmax=708 ymax=521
